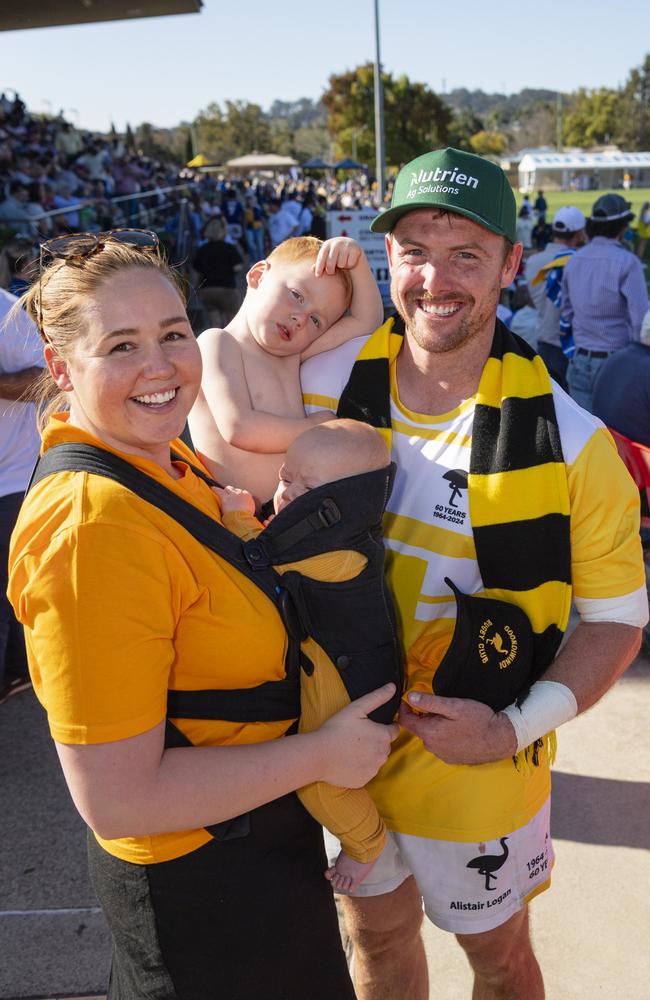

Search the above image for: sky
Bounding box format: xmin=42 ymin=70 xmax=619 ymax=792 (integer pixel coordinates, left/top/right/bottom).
xmin=1 ymin=0 xmax=649 ymax=134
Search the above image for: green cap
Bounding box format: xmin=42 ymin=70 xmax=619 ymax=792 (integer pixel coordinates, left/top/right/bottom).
xmin=370 ymin=147 xmax=516 ymax=242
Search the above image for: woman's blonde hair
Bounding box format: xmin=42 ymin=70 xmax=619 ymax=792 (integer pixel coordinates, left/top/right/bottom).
xmin=14 ymin=238 xmax=186 ymax=429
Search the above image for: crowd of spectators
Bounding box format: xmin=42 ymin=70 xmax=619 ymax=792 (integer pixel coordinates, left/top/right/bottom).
xmin=1 ymin=90 xmax=648 ymax=436
xmin=0 ymin=89 xmax=392 ymax=324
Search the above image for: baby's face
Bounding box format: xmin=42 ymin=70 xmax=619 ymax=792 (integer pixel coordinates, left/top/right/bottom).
xmin=273 ymin=452 xmax=332 ymax=514
xmin=247 ymin=259 xmax=347 ymax=358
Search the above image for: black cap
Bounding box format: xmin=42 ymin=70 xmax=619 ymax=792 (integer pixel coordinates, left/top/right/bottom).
xmin=432 ymin=579 xmax=534 ymax=712
xmin=590 ymin=193 xmax=634 ymax=223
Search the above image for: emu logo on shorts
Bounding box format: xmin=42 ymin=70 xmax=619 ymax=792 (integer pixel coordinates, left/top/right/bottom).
xmin=466 ymin=837 xmax=509 ymax=891
xmin=477 ymin=620 xmax=518 ymax=671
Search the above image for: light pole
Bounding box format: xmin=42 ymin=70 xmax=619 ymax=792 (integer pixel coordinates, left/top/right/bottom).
xmin=373 ymin=0 xmax=386 ymax=206
xmin=555 ymin=92 xmax=563 ymax=153
xmin=351 ymin=125 xmax=367 ymax=162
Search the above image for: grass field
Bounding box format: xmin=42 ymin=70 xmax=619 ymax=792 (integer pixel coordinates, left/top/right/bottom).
xmin=514 ymin=187 xmax=650 ymax=226
xmin=514 ymin=187 xmax=650 ymax=288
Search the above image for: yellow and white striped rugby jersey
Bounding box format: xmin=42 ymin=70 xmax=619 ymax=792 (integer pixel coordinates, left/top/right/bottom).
xmin=301 ymin=335 xmax=647 ymax=842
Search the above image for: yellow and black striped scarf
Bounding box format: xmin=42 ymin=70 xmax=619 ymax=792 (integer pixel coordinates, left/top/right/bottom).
xmin=338 ymin=316 xmax=573 ymax=763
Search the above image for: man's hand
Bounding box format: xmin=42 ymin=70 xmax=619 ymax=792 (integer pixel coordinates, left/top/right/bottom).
xmin=399 ymin=692 xmax=517 ymax=765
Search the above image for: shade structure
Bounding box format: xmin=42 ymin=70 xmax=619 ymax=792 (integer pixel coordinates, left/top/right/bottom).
xmin=0 ymin=0 xmax=201 ymax=30
xmin=225 ymin=153 xmax=298 ymax=170
xmin=186 ymin=153 xmax=211 ymax=168
xmin=301 ymin=157 xmax=333 ymax=169
xmin=333 ymin=158 xmax=367 ymax=170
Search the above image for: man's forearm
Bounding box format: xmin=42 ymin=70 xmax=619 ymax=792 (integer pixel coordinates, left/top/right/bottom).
xmin=542 ymin=620 xmax=641 ymax=713
xmin=400 ymin=621 xmax=642 ymax=765
xmin=0 ymin=366 xmax=43 ymax=401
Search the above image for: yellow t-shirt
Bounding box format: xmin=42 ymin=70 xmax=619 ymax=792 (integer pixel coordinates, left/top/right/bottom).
xmin=8 ymin=415 xmax=290 ymax=864
xmin=302 ymin=337 xmax=646 ymax=842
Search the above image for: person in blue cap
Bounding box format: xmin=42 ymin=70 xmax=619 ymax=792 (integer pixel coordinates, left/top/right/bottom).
xmin=301 ymin=148 xmax=647 ymax=1000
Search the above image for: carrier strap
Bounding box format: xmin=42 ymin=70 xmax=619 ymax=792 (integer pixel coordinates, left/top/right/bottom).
xmin=28 ymin=444 xmax=302 ymax=725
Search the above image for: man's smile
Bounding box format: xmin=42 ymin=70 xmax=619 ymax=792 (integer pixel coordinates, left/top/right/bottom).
xmin=415 ymin=299 xmax=466 ymax=317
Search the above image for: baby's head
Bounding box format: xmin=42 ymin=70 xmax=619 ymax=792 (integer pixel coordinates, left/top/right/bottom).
xmin=245 ymin=237 xmax=352 ymax=357
xmin=273 ymin=419 xmax=390 ymax=514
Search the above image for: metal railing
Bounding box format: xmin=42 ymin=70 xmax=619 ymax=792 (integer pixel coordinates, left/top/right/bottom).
xmin=0 ymin=182 xmax=201 ymax=261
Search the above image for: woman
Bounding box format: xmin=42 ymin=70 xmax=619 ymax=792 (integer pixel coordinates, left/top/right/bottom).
xmin=8 ymin=230 xmax=397 ymax=999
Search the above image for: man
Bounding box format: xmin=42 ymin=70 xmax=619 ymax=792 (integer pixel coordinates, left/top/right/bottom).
xmin=0 ymin=288 xmax=43 ymax=703
xmin=562 ymin=193 xmax=649 ymax=412
xmin=592 ymin=308 xmax=650 ymax=447
xmin=0 ymin=181 xmax=34 ymax=233
xmin=301 ymin=148 xmax=647 ymax=999
xmin=533 ymin=190 xmax=547 ymax=222
xmin=525 ymin=205 xmax=586 ymax=390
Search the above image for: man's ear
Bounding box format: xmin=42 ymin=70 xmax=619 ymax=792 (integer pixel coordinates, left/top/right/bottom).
xmin=44 ymin=345 xmax=73 ymax=391
xmin=246 ymin=259 xmax=269 ymax=289
xmin=385 ymin=234 xmax=395 ymax=271
xmin=500 ymin=241 xmax=523 ymax=288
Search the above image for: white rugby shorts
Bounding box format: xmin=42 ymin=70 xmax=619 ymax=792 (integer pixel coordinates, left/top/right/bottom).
xmin=325 ymin=798 xmax=554 ymax=934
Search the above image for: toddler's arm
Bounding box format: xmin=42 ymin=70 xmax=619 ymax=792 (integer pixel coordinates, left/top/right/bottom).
xmin=198 ymin=329 xmax=333 ymax=453
xmin=300 ymin=237 xmax=384 ymax=360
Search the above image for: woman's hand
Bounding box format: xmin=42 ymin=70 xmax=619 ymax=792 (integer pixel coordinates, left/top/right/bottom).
xmin=313 ymin=237 xmax=362 ymax=277
xmin=315 ymin=684 xmax=399 ymax=787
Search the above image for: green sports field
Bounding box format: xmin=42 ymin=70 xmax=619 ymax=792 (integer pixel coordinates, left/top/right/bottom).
xmin=514 ymin=188 xmax=650 ymax=226
xmin=513 ymin=187 xmax=650 ymax=286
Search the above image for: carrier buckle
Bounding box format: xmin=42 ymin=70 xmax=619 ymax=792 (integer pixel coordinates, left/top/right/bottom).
xmin=318 ymin=499 xmax=341 ymax=528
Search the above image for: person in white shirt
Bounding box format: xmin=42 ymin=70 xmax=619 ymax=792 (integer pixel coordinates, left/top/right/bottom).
xmin=524 ymin=205 xmax=586 ymax=390
xmin=0 ymin=288 xmax=43 ymax=702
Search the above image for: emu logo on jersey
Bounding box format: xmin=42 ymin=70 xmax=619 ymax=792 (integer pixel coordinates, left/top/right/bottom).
xmin=477 ymin=619 xmax=518 ymax=671
xmin=443 ymin=469 xmax=467 ymax=508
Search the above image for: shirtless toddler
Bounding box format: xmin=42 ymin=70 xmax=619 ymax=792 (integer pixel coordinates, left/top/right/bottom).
xmin=188 ymin=236 xmax=383 ymax=507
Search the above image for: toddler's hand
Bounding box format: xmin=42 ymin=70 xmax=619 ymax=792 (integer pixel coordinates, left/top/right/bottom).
xmin=314 ymin=237 xmax=362 ymax=276
xmin=213 ymin=485 xmax=256 ymax=515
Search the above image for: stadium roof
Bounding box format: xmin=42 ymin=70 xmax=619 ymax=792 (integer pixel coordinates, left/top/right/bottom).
xmin=0 ymin=0 xmax=202 ymax=31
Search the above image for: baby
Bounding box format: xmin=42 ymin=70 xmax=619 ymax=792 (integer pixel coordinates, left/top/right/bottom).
xmin=217 ymin=419 xmax=401 ymax=892
xmin=189 ymin=235 xmax=384 ymax=508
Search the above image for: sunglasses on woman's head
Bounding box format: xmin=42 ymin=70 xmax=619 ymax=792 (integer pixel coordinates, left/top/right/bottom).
xmin=37 ymin=228 xmax=160 ymax=338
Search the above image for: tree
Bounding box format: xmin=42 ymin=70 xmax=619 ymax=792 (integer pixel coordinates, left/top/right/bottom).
xmin=321 ymin=63 xmax=451 ymax=167
xmin=469 ymin=130 xmax=507 ymax=156
xmin=562 ymin=88 xmax=620 ymax=148
xmin=615 ymin=54 xmax=650 ymax=150
xmin=195 ymin=101 xmax=272 ymax=163
xmin=509 ymin=103 xmax=556 ymax=151
xmin=184 ymin=129 xmax=194 ymax=164
xmin=448 ymin=109 xmax=485 ymax=151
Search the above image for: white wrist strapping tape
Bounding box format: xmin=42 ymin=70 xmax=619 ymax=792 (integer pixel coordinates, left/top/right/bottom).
xmin=502 ymin=681 xmax=578 ymax=752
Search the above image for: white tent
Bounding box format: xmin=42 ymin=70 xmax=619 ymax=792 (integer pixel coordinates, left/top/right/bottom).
xmin=518 ymin=149 xmax=650 ymax=192
xmin=225 ymin=153 xmax=298 ymax=170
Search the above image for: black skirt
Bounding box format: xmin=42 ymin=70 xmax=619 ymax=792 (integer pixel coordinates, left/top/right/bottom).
xmin=88 ymin=793 xmax=355 ymax=1000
